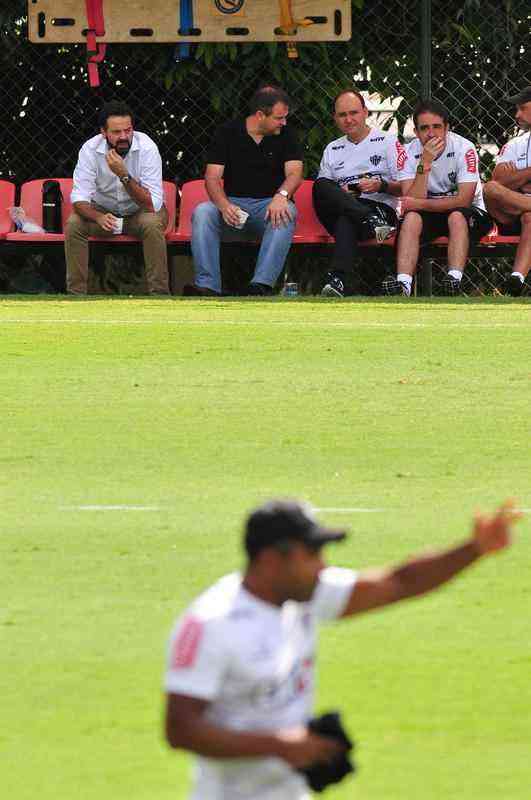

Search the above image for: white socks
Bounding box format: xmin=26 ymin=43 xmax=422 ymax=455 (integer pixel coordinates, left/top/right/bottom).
xmin=511 ymin=272 xmax=525 ymax=283
xmin=448 ymin=268 xmax=463 ymax=282
xmin=397 ymin=273 xmax=412 ymax=296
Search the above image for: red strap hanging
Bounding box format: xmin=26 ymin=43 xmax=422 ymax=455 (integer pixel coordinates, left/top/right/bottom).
xmin=85 ymin=0 xmax=106 ymax=88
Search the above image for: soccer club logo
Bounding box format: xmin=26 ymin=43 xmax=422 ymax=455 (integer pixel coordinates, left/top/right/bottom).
xmin=215 ymin=0 xmax=245 ymax=13
xmin=447 ymin=171 xmax=457 ymax=186
xmin=370 ymin=154 xmax=382 ymax=167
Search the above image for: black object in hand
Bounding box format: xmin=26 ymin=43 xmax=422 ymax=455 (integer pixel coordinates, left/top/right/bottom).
xmin=298 ymin=711 xmax=356 ymax=793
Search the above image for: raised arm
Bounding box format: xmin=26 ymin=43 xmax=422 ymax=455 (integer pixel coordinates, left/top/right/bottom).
xmin=341 ymin=501 xmax=520 ymax=617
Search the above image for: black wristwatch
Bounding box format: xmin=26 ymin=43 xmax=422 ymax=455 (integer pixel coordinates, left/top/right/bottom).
xmin=379 ymin=177 xmax=389 ymax=193
xmin=120 ymin=173 xmax=131 ymax=185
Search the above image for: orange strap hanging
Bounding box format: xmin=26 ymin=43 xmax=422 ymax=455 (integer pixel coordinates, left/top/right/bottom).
xmin=278 ymin=0 xmax=315 ymax=59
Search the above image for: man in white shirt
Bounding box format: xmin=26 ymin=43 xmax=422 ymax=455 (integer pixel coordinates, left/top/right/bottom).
xmin=164 ymin=497 xmax=518 ymax=799
xmin=483 ymin=86 xmax=531 ymax=296
xmin=382 ymin=99 xmax=492 ymax=297
xmin=65 ymin=101 xmax=169 ymax=294
xmin=314 ymin=90 xmax=404 ymax=297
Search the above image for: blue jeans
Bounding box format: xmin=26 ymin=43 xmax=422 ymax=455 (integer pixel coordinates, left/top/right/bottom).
xmin=191 ymin=196 xmax=297 ymax=293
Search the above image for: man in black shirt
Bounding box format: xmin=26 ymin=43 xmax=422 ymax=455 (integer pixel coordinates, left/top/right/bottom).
xmin=185 ymin=87 xmax=303 ymax=296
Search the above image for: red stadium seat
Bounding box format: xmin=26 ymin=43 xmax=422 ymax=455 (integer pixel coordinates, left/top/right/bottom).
xmin=292 ymin=179 xmax=333 ymax=244
xmin=166 ymin=180 xmax=209 ymax=244
xmin=0 ymin=180 xmax=17 ymax=239
xmin=5 ymin=178 xmax=176 ymax=243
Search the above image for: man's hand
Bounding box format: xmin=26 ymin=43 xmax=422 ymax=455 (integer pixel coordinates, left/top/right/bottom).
xmin=276 ymin=725 xmax=346 ymax=769
xmin=265 ymin=194 xmax=293 ymax=228
xmin=106 ymin=149 xmax=128 ymax=178
xmin=400 ymin=196 xmax=424 ymax=213
xmin=498 ymin=161 xmax=519 ymax=174
xmin=219 ymin=202 xmax=244 ymax=227
xmin=97 ymin=212 xmax=120 ymax=232
xmin=473 ymin=500 xmax=522 ymax=556
xmin=422 ymin=136 xmax=445 ymax=165
xmin=358 ymin=176 xmax=383 ymax=194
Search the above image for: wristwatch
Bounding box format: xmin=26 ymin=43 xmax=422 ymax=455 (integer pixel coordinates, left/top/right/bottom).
xmin=120 ymin=173 xmax=131 ymax=185
xmin=416 ymin=162 xmax=431 ymax=175
xmin=276 ymin=189 xmax=289 ymax=198
xmin=379 ymin=177 xmax=389 ymax=193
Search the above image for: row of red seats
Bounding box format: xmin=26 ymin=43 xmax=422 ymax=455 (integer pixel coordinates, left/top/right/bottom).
xmin=0 ymin=178 xmax=520 ymax=248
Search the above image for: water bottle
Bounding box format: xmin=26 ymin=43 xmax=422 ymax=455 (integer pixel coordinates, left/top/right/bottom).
xmin=282 ymin=282 xmax=299 ymax=297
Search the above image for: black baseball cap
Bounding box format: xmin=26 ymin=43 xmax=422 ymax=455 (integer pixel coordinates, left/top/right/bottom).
xmin=244 ymin=499 xmax=347 ymax=558
xmin=506 ymin=86 xmax=531 ymax=106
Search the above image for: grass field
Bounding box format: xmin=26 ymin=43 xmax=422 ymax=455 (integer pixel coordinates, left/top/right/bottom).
xmin=2 ymin=295 xmax=530 ymax=800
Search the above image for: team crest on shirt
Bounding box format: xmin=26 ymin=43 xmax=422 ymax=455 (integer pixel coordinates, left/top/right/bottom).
xmin=465 ymin=148 xmax=477 ymax=173
xmin=447 ymin=171 xmax=457 ymax=185
xmin=370 ymin=154 xmax=383 ymax=167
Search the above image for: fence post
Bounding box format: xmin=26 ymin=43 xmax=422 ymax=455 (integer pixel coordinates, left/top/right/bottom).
xmin=418 ymin=0 xmax=432 ymax=295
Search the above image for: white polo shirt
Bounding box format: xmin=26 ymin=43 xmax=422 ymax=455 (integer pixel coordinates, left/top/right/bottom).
xmin=70 ymin=131 xmax=164 ymax=215
xmin=496 ymin=132 xmax=531 ymax=194
xmin=165 ymin=567 xmax=357 ymax=800
xmin=317 ymin=128 xmax=405 ymax=210
xmin=399 ymin=131 xmax=486 ymax=211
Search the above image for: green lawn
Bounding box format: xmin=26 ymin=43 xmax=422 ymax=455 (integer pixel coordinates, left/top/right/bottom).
xmin=2 ymin=296 xmax=530 ymax=799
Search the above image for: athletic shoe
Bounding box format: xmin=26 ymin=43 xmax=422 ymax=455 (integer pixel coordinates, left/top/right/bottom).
xmin=504 ymin=275 xmax=524 ymax=297
xmin=440 ymin=276 xmax=462 ymax=296
xmin=381 ymin=276 xmax=408 ymax=296
xmin=245 ymin=282 xmax=273 ymax=296
xmin=321 ymin=272 xmax=344 ymax=298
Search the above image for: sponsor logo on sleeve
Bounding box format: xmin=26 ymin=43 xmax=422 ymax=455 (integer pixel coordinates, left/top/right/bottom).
xmin=396 ymin=141 xmax=407 ymax=171
xmin=499 ymin=143 xmax=508 ymax=156
xmin=465 ymin=148 xmax=477 ymax=173
xmin=171 ymin=617 xmax=203 ymax=668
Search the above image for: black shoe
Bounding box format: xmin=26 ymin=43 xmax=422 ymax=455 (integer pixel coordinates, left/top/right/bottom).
xmin=440 ymin=276 xmax=462 ymax=296
xmin=244 ymin=282 xmax=273 ymax=296
xmin=504 ymin=274 xmax=524 ymax=297
xmin=321 ymin=272 xmax=344 ymax=298
xmin=182 ymin=284 xmax=221 ymax=297
xmin=382 ymin=276 xmax=409 ymax=296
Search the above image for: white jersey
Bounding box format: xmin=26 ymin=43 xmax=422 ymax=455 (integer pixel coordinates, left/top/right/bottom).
xmin=165 ymin=568 xmax=357 ymax=800
xmin=317 ymin=128 xmax=405 ymax=211
xmin=399 ymin=131 xmax=486 ymax=211
xmin=496 ymin=132 xmax=531 ymax=194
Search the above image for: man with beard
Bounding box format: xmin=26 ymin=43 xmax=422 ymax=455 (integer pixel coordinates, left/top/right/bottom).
xmin=483 ymin=86 xmax=531 ymax=296
xmin=382 ymin=98 xmax=491 ymax=297
xmin=65 ymin=101 xmax=169 ymax=294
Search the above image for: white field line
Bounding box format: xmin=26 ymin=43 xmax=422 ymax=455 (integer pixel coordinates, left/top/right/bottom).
xmin=0 ymin=319 xmax=529 ymax=329
xmin=315 ymin=507 xmax=387 ymax=513
xmin=60 ymin=505 xmax=160 ymax=511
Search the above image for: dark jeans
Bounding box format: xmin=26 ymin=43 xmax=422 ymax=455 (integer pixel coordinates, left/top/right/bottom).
xmin=313 ymin=178 xmax=397 ymax=274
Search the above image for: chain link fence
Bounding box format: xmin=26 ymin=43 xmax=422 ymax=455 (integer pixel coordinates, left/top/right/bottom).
xmin=0 ymin=0 xmax=529 ymax=294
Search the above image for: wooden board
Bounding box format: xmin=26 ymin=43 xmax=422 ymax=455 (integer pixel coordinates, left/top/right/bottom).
xmin=28 ymin=1 xmax=351 ymax=43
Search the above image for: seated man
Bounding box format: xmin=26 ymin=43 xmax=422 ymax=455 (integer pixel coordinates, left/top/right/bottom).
xmin=65 ymin=101 xmax=169 ymax=295
xmin=483 ymin=86 xmax=531 ymax=297
xmin=382 ymin=99 xmax=492 ymax=297
xmin=313 ymin=89 xmax=403 ymax=297
xmin=185 ymin=87 xmax=303 ymax=297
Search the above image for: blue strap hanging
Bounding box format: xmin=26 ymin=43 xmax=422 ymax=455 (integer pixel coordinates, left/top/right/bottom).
xmin=178 ymin=0 xmax=194 ymax=59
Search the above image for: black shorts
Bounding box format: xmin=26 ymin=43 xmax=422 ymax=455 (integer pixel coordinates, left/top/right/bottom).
xmin=402 ymin=207 xmax=493 ymax=243
xmin=497 ymin=219 xmax=522 ymax=236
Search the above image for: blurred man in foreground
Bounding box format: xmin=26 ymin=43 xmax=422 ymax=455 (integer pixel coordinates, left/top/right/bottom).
xmin=164 ymin=499 xmax=519 ymax=799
